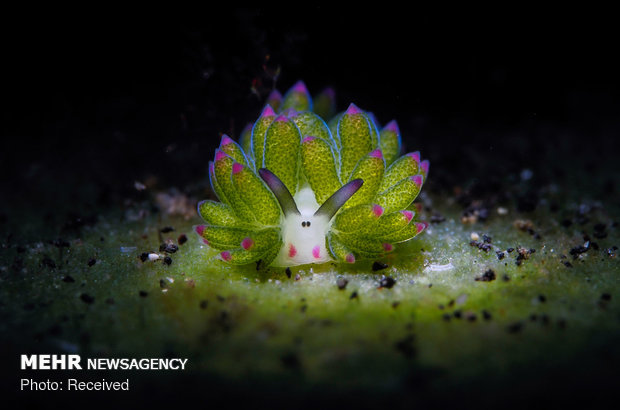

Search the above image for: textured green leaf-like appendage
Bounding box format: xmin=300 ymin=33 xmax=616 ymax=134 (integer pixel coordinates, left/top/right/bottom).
xmin=281 ymin=80 xmax=313 ymax=112
xmin=263 ymin=116 xmax=302 ymax=197
xmin=337 ymin=104 xmax=374 ymax=180
xmin=251 ymin=105 xmax=277 ymax=168
xmin=344 ymin=150 xmax=385 ymax=209
xmin=213 ymin=151 xmax=255 ymax=223
xmin=197 ymin=82 xmax=429 ymax=267
xmin=301 ymin=136 xmax=341 ymax=205
xmin=231 ymin=163 xmax=281 ymax=226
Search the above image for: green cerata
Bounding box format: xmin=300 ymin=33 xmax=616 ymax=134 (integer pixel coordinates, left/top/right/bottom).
xmin=195 ymin=81 xmax=429 ymax=268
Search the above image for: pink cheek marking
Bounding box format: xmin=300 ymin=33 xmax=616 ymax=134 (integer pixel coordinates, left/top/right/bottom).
xmin=195 ymin=225 xmax=206 ymax=236
xmin=383 ymin=243 xmax=393 ymax=252
xmin=288 ymin=244 xmax=297 ymax=258
xmin=221 ymin=251 xmax=231 ymax=261
xmin=202 ymin=239 xmax=210 ymax=245
xmin=312 ymin=245 xmax=321 ymax=259
xmin=345 ymin=253 xmax=355 ymax=264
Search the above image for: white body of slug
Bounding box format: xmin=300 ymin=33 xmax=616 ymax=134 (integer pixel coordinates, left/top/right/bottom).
xmin=257 ymin=168 xmax=363 ymax=268
xmin=272 ymin=186 xmax=332 ymax=267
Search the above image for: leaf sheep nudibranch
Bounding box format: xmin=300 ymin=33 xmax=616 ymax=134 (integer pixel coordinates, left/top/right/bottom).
xmin=196 ymin=81 xmax=429 ymax=267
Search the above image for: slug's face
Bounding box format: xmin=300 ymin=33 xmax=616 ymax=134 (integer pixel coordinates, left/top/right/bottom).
xmin=277 ymin=213 xmax=331 ymax=266
xmin=195 ymin=81 xmax=429 ymax=268
xmin=259 ymin=170 xmax=364 ymax=267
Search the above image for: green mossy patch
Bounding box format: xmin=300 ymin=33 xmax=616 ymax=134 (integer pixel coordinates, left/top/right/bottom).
xmin=2 ymin=185 xmax=618 ymax=403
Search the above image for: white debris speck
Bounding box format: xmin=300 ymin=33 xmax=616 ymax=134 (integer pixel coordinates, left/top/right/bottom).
xmin=497 ymin=207 xmax=508 ymax=215
xmin=148 ymin=253 xmax=160 ymax=261
xmin=470 ymin=232 xmax=480 ymax=241
xmin=425 ymin=262 xmax=454 ymax=272
xmin=134 ymin=181 xmax=146 ymax=191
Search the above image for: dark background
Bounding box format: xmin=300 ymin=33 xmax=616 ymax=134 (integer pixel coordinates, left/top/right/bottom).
xmin=1 ymin=9 xmax=619 ymax=229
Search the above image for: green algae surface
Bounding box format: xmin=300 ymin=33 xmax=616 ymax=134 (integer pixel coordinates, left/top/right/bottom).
xmin=2 ymin=183 xmax=619 ymax=406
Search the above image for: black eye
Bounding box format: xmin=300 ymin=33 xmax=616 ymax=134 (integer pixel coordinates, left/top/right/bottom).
xmin=301 ymin=222 xmax=306 ymax=227
xmin=306 ymin=221 xmax=311 ymax=227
